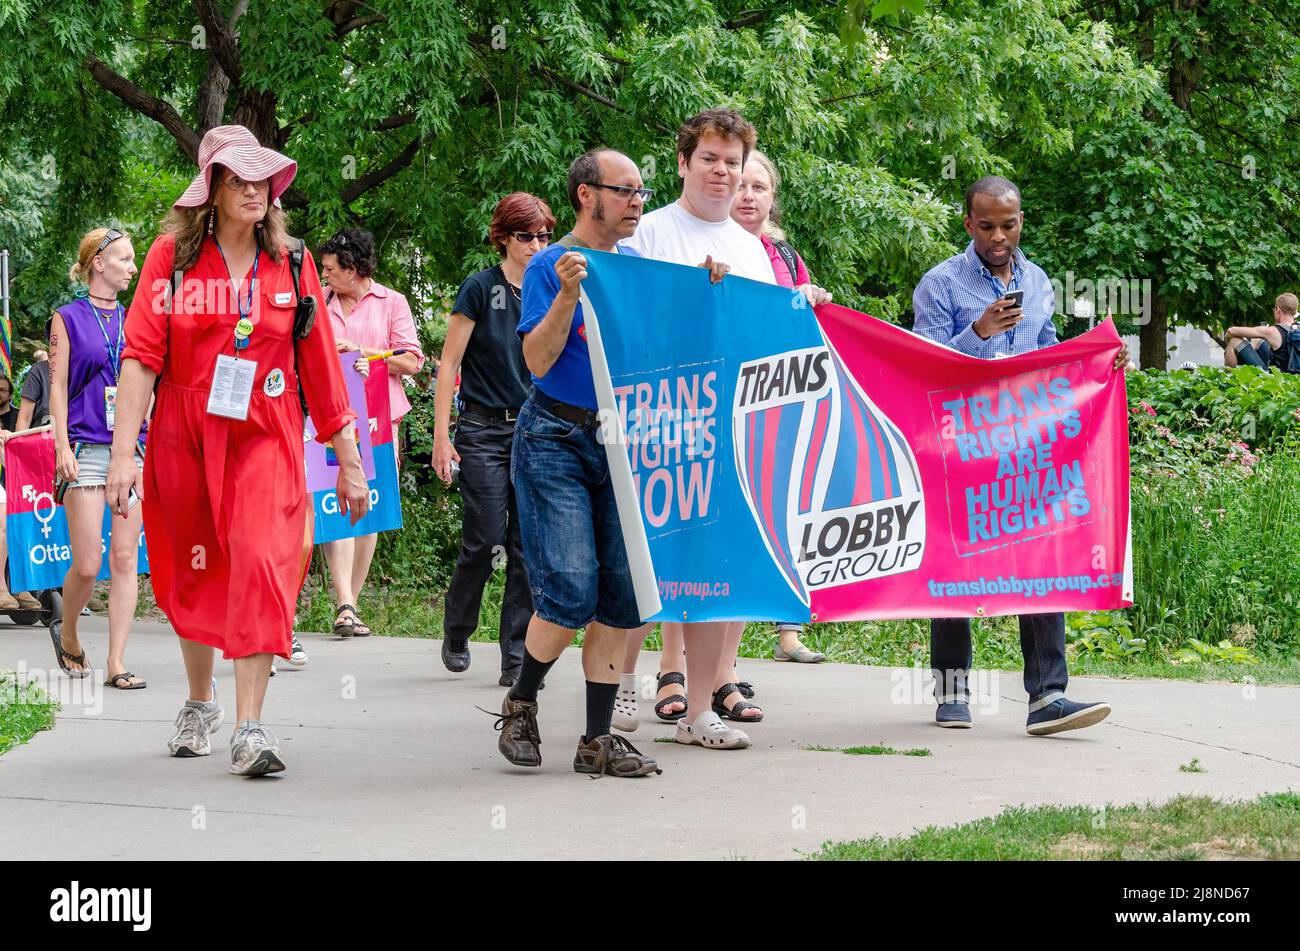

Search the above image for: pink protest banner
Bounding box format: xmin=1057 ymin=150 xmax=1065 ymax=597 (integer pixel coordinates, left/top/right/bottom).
xmin=807 ymin=305 xmax=1132 ymax=621
xmin=581 ymin=250 xmax=1132 ymax=622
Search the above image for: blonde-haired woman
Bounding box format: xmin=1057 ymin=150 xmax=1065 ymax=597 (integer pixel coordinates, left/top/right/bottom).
xmin=732 ymin=150 xmax=831 ymax=665
xmin=106 ymin=125 xmax=369 ymax=775
xmin=45 ymin=227 xmax=148 ymax=686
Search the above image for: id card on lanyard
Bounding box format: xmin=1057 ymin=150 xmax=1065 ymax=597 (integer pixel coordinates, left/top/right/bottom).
xmin=95 ymin=303 xmax=125 ymax=431
xmin=207 ymin=354 xmax=258 ymax=420
xmin=207 ymin=240 xmax=260 ymax=420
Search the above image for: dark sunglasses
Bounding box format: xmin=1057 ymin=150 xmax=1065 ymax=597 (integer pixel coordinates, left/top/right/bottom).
xmin=511 ymin=230 xmax=553 ymax=244
xmin=96 ymin=229 xmax=125 ymax=255
xmin=587 ymin=183 xmax=653 ymax=202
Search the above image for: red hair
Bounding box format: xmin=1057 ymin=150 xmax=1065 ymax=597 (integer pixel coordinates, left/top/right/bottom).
xmin=488 ymin=192 xmax=556 ymax=255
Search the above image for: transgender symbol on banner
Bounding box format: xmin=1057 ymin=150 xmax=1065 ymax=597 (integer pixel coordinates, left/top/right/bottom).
xmin=733 ymin=343 xmax=925 ymax=607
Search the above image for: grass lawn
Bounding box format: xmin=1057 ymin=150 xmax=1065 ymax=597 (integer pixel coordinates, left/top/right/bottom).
xmin=812 ymin=793 xmax=1300 ymax=860
xmin=292 ymin=574 xmax=1300 ymax=685
xmin=0 ymin=670 xmax=59 ymax=757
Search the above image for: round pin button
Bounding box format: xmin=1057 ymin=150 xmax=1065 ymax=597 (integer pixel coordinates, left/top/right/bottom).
xmin=235 ymin=318 xmax=254 ymax=338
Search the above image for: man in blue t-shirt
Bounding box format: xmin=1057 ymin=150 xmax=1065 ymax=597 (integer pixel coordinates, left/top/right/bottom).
xmin=490 ymin=147 xmax=660 ymax=779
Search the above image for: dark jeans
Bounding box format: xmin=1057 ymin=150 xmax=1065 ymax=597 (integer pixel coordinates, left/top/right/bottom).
xmin=442 ymin=415 xmax=532 ymax=672
xmin=931 ymin=612 xmax=1067 ymax=710
xmin=1234 ymin=338 xmax=1275 ymax=369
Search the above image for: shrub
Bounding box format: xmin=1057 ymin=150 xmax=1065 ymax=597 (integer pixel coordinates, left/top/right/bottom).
xmin=1127 ymin=365 xmax=1300 ymax=451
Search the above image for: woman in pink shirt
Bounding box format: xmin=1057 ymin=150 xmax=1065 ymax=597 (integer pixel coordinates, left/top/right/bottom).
xmin=732 ymin=150 xmax=831 ymax=665
xmin=319 ymin=228 xmax=425 ymax=638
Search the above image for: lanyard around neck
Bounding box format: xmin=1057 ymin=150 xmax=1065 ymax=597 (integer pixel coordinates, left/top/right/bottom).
xmin=91 ymin=302 xmax=126 ymax=382
xmin=213 ymin=236 xmax=261 ymax=322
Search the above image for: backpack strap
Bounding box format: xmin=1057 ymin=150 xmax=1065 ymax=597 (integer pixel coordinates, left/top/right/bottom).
xmin=285 ymin=238 xmax=315 ymax=416
xmin=772 ymin=239 xmax=801 ymax=286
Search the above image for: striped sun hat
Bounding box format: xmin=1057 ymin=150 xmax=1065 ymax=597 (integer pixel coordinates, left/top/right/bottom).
xmin=174 ymin=124 xmax=298 ymax=208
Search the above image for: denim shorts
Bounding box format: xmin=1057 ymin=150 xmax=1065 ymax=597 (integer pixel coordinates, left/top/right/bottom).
xmin=510 ymin=396 xmax=641 ymax=630
xmin=67 ymin=442 xmax=144 ymax=489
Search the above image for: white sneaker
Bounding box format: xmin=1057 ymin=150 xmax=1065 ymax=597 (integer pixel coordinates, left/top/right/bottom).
xmin=676 ymin=710 xmax=750 ymax=749
xmin=167 ymin=679 xmax=223 ymax=756
xmin=613 ymin=673 xmax=639 ymax=733
xmin=229 ymin=720 xmax=286 ymax=776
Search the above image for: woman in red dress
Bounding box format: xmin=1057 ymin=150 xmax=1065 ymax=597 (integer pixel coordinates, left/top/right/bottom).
xmin=106 ymin=125 xmax=370 ymax=776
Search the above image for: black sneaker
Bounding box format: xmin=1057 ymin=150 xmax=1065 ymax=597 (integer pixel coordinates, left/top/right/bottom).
xmin=441 ymin=638 xmax=470 ymax=673
xmin=498 ymin=668 xmax=545 ymax=690
xmin=1026 ymin=697 xmax=1112 ymax=736
xmin=573 ymin=733 xmax=661 ymax=778
xmin=935 ymin=702 xmax=972 ymax=728
xmin=492 ymin=694 xmax=541 ymax=767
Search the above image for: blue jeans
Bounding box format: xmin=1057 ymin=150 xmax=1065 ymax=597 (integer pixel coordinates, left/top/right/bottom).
xmin=931 ymin=613 xmax=1067 ymax=711
xmin=510 ymin=395 xmax=641 ymax=631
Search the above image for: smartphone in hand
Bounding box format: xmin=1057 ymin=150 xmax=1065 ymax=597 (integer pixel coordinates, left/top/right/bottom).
xmin=1002 ymin=289 xmax=1024 ymax=309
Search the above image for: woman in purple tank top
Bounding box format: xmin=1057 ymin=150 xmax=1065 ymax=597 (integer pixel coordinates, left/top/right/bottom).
xmin=47 ymin=228 xmax=148 ymax=688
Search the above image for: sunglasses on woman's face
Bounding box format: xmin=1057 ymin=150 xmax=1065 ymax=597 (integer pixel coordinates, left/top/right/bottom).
xmin=512 ymin=231 xmax=552 ymax=245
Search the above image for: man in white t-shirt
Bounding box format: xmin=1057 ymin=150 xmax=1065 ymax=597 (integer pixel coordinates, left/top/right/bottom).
xmin=624 ymin=110 xmax=775 ymax=286
xmin=621 ymin=108 xmax=774 ymax=752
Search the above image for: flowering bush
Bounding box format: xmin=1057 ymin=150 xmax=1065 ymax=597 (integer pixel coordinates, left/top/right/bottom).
xmin=1127 ymin=398 xmax=1263 ymax=485
xmin=1127 ymin=365 xmax=1300 ymax=451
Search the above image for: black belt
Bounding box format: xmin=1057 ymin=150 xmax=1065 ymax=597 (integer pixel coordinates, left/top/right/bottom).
xmin=531 ymin=388 xmax=601 ymax=430
xmin=460 ymin=401 xmax=520 ymax=423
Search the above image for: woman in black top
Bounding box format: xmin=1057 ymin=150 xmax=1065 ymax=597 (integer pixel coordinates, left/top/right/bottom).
xmin=433 ymin=192 xmax=555 ymax=682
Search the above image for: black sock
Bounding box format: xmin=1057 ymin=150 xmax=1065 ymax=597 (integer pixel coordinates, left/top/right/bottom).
xmin=509 ymin=649 xmax=556 ymax=702
xmin=583 ymin=680 xmax=618 ymax=743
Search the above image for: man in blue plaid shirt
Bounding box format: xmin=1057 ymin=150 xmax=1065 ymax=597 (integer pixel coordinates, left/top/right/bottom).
xmin=911 ymin=175 xmax=1127 ymax=736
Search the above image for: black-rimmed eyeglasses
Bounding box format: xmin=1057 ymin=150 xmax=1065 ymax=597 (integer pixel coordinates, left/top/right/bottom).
xmin=511 ymin=231 xmax=553 ymax=244
xmin=587 ymin=183 xmax=653 ymax=201
xmin=96 ymin=229 xmax=125 ymax=255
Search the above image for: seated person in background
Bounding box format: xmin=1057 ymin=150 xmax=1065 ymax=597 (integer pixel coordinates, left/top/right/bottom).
xmin=1223 ymin=293 xmax=1300 ymax=372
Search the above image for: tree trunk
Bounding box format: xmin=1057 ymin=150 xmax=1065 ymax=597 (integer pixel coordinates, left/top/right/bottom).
xmin=1168 ymin=0 xmax=1203 ymax=113
xmin=196 ymin=60 xmax=231 ymax=134
xmin=1140 ymin=290 xmax=1169 ymax=369
xmin=232 ymin=88 xmax=279 ymax=146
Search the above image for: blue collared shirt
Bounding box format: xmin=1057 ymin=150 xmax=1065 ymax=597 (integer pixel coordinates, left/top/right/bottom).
xmin=911 ymin=241 xmax=1058 ymax=358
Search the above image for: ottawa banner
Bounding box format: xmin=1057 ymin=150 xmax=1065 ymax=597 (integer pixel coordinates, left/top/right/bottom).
xmin=4 ymin=429 xmax=149 ymax=593
xmin=579 ymin=251 xmax=1133 ymax=624
xmin=4 ymin=355 xmax=402 ymax=591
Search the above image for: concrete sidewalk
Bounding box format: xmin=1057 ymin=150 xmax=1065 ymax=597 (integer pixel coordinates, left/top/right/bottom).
xmin=2 ymin=618 xmax=1297 ymax=860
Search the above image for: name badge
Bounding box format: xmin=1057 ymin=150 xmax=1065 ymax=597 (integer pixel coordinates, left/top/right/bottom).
xmin=104 ymin=386 xmax=117 ymax=431
xmin=274 ymin=292 xmax=293 ymax=305
xmin=207 ymin=354 xmax=258 ymax=421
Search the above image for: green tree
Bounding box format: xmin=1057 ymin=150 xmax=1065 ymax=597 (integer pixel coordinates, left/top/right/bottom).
xmin=1027 ymin=0 xmax=1300 ymax=367
xmin=0 ymin=0 xmax=1154 ymax=339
